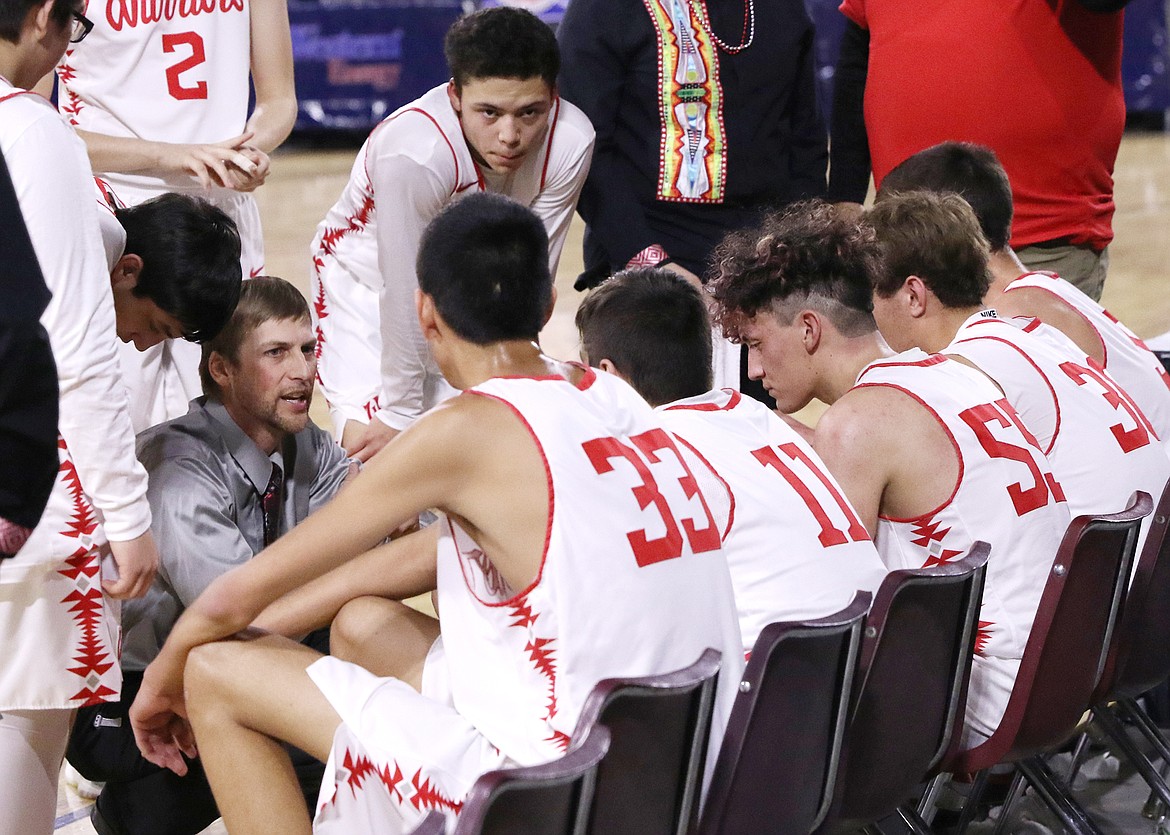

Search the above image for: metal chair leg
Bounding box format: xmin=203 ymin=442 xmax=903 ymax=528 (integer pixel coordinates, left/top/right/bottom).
xmin=1066 ymin=730 xmax=1091 ymax=783
xmin=953 ymin=770 xmax=990 ymax=835
xmin=990 ymin=770 xmax=1026 ymax=835
xmin=1017 ymin=756 xmax=1105 ymax=835
xmin=895 ymin=804 xmax=935 ymax=835
xmin=916 ymin=772 xmax=950 ymax=824
xmin=1117 ymin=697 xmax=1170 ymax=764
xmin=1095 ymin=705 xmax=1170 ymax=809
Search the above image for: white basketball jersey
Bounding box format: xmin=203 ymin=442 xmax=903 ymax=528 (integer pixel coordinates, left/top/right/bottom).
xmin=857 ymin=351 xmax=1070 ymax=661
xmin=949 ymin=312 xmax=1170 ymax=546
xmin=658 ymin=389 xmax=887 ymax=653
xmin=58 ymin=0 xmax=251 ymax=196
xmin=434 ymin=368 xmax=744 ymax=769
xmin=1004 ymin=271 xmax=1170 ymax=450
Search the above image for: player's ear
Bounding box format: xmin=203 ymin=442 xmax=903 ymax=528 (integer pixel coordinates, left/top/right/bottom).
xmin=799 ymin=309 xmax=823 ymax=354
xmin=29 ymin=0 xmax=56 ymax=40
xmin=905 ymin=275 xmax=929 ymax=318
xmin=446 ymin=79 xmax=461 ymax=112
xmin=110 ymin=253 xmax=144 ymax=291
xmin=542 ymin=286 xmax=558 ymax=327
xmin=416 ymin=289 xmax=440 ymax=339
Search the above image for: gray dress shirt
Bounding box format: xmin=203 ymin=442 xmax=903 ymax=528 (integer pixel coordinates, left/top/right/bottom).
xmin=121 ymin=397 xmax=350 ymax=670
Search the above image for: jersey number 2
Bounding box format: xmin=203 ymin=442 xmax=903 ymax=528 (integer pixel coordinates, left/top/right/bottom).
xmin=583 ymin=429 xmax=721 ymax=568
xmin=163 ymin=32 xmax=208 ymax=101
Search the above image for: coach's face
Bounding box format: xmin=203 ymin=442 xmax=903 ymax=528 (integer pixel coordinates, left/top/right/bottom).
xmin=449 ymin=76 xmax=553 ymax=174
xmin=740 ymin=308 xmax=817 ymax=414
xmin=213 ymin=317 xmax=316 ymax=454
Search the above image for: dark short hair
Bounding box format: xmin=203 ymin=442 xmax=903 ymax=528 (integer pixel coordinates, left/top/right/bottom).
xmin=879 ymin=142 xmax=1014 ymax=252
xmin=199 ymin=276 xmax=309 ymax=398
xmin=866 ymin=190 xmax=991 ymax=308
xmin=576 ymin=268 xmax=712 ymax=407
xmin=444 ymin=7 xmax=559 ymax=90
xmin=417 ymin=193 xmax=551 ymax=344
xmin=116 ymin=193 xmax=242 ymax=343
xmin=708 ymin=200 xmax=880 ymax=340
xmin=0 ymin=0 xmax=71 ymax=44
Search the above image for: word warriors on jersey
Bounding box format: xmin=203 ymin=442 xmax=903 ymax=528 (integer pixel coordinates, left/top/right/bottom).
xmin=105 ymin=0 xmax=244 ymax=31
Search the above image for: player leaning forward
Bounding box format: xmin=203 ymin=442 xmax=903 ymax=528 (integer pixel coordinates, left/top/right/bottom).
xmin=131 ymin=194 xmax=744 ymax=835
xmin=311 ymin=6 xmax=595 ymax=459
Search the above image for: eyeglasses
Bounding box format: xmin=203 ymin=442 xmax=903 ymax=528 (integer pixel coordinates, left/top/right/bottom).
xmin=70 ymin=10 xmax=93 ymax=43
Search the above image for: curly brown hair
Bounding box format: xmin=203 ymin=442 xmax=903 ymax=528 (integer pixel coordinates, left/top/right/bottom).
xmin=708 ymin=200 xmax=881 ymax=340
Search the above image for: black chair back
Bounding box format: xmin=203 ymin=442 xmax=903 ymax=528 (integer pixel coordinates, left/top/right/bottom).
xmin=698 ymin=593 xmax=871 ymax=835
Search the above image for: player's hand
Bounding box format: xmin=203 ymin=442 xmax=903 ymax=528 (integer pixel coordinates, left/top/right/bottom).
xmin=225 ymin=145 xmax=271 ymax=193
xmin=167 ymin=131 xmax=261 ymax=190
xmin=130 ymin=665 xmax=197 ymax=776
xmin=105 ymin=530 xmax=159 ymax=599
xmin=347 ymin=419 xmax=401 ymax=463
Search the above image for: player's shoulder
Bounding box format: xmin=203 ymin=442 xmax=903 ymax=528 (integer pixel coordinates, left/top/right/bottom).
xmin=0 ymin=90 xmax=70 ymax=145
xmin=551 ymin=96 xmax=596 ymax=151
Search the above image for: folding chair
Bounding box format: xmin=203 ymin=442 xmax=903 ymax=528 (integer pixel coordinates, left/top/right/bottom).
xmin=696 ymin=592 xmax=871 ymax=835
xmin=938 ymin=493 xmax=1152 ymax=835
xmin=421 ymin=724 xmax=612 ymax=835
xmin=568 ymin=648 xmax=722 ymax=835
xmin=1069 ymin=478 xmax=1170 ymax=810
xmin=813 ymin=544 xmax=990 ymax=835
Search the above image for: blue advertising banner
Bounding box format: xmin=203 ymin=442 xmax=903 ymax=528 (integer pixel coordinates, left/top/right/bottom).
xmin=290 ymin=0 xmax=463 ymax=131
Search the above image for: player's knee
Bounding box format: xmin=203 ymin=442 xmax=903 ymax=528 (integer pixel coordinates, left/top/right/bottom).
xmin=185 ymin=641 xmax=240 ymax=714
xmin=330 ymin=596 xmax=410 ymax=662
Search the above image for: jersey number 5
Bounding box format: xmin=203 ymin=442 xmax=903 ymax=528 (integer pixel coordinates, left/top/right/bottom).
xmin=163 ymin=32 xmax=208 ymax=101
xmin=959 ymin=398 xmax=1066 ymax=516
xmin=583 ymin=429 xmax=721 ymax=567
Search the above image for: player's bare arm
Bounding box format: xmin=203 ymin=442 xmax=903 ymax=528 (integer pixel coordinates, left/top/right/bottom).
xmin=76 ymin=128 xmax=261 ymax=189
xmin=814 ymin=385 xmax=959 ymax=534
xmin=131 ymin=387 xmax=551 ymax=769
xmin=250 ymin=525 xmax=440 ymax=638
xmin=997 ymin=284 xmax=1105 ymax=363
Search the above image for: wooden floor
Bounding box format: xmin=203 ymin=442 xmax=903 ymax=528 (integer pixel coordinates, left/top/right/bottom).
xmin=52 ymin=128 xmax=1170 ymax=833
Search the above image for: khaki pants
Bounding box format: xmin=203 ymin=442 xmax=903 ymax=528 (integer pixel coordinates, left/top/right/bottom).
xmin=1016 ymin=242 xmax=1109 ymax=302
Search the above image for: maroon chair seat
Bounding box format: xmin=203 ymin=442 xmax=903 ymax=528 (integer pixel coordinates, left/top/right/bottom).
xmin=568 ymin=648 xmax=723 ymax=835
xmin=940 ymin=493 xmax=1152 ymax=835
xmin=696 ymin=593 xmax=871 ymax=835
xmin=813 ymin=544 xmax=990 ymax=835
xmin=419 ymin=724 xmax=612 ymax=835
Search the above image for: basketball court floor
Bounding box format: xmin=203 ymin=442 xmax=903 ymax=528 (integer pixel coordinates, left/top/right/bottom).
xmin=49 ymin=128 xmax=1170 ymax=834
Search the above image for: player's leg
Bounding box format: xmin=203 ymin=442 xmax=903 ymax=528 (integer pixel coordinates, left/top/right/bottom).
xmin=184 ymin=633 xmax=341 ymax=835
xmin=329 ymin=596 xmax=440 ymax=689
xmin=0 ymin=708 xmax=72 ymax=835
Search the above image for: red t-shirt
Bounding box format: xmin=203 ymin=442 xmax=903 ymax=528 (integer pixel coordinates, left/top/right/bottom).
xmin=839 ymin=0 xmax=1125 ymax=250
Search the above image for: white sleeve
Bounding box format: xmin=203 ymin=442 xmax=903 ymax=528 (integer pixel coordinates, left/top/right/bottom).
xmin=369 ymin=136 xmax=452 ymax=431
xmin=5 ymin=111 xmax=150 ymax=541
xmin=530 ymin=118 xmax=594 ymax=276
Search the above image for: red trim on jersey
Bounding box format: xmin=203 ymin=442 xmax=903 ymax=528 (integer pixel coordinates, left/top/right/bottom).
xmin=457 ymin=391 xmax=553 ymax=608
xmin=856 ymin=352 xmax=948 ymax=381
xmin=1001 ymin=276 xmax=1109 ymax=367
xmin=400 ymin=107 xmax=465 ymax=195
xmin=1020 ymin=317 xmax=1042 ymax=334
xmin=539 ymin=96 xmax=562 ymax=192
xmin=664 ymin=388 xmax=742 ymax=412
xmin=951 ymin=333 xmax=1062 ymax=455
xmin=0 ymin=90 xmax=37 ymax=106
xmin=854 ymin=382 xmax=964 ymax=524
xmin=490 ymin=363 xmax=597 ymax=391
xmin=670 ymin=433 xmax=735 ymax=541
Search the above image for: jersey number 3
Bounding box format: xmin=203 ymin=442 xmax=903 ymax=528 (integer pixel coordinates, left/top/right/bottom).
xmin=583 ymin=429 xmax=721 ymax=567
xmin=163 ymin=32 xmax=208 ymax=101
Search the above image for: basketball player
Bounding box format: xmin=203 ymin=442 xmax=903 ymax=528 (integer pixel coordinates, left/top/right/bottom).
xmin=0 ymin=2 xmax=238 ymax=831
xmin=708 ymin=200 xmax=1070 ymax=747
xmin=877 ymin=141 xmax=1170 ymax=450
xmin=130 ymin=194 xmax=743 ymax=835
xmin=311 ymin=7 xmax=594 ymax=459
xmin=865 ymin=191 xmax=1170 ymax=550
xmin=576 ymin=267 xmax=888 ymax=654
xmin=55 ymin=0 xmax=295 ymax=430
